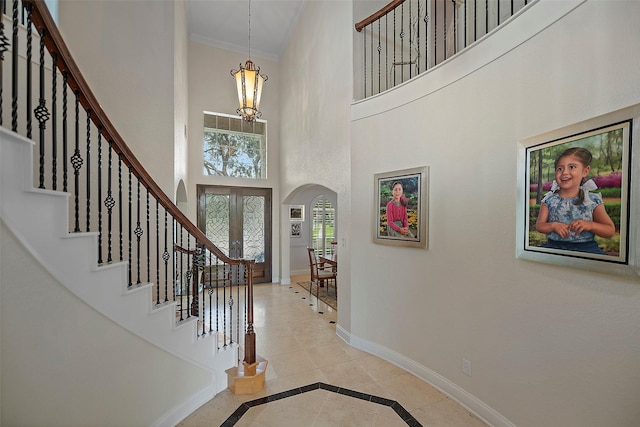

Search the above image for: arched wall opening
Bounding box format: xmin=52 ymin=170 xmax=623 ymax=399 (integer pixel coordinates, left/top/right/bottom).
xmin=282 ymin=184 xmax=337 ymax=278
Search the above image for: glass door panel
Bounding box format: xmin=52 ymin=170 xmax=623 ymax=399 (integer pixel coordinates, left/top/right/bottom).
xmin=197 ymin=185 xmax=272 ymax=283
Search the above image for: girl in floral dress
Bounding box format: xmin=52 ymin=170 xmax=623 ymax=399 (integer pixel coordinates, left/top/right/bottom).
xmin=535 ymin=147 xmax=615 ymax=254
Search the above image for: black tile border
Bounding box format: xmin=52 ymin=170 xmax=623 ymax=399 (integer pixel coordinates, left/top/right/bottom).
xmin=220 ymin=382 xmax=422 ymax=426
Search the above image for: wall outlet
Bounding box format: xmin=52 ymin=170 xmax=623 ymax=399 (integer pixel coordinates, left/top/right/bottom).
xmin=462 ymin=358 xmax=472 ymax=376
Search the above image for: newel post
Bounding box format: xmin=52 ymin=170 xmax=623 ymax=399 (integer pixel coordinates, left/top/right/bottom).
xmin=243 ymin=259 xmax=256 ymax=367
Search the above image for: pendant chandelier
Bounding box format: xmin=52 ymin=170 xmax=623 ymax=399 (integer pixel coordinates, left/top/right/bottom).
xmin=231 ymin=0 xmax=268 ymax=123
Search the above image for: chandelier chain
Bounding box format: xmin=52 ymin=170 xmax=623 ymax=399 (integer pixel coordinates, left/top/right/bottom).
xmin=248 ymin=0 xmax=251 ymax=59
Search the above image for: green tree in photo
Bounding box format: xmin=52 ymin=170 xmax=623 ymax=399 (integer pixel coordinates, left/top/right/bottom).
xmin=203 ymin=129 xmax=265 ymax=178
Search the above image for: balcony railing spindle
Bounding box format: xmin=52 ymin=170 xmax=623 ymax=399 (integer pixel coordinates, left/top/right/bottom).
xmin=356 ymin=0 xmax=532 ymax=99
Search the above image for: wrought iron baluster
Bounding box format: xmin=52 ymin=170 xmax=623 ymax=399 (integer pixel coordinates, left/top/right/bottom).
xmin=71 ymin=92 xmax=83 ymax=232
xmin=155 ymin=199 xmax=160 ymax=304
xmin=135 ymin=180 xmax=142 ymax=284
xmin=485 ymin=0 xmax=488 ymax=38
xmin=162 ymin=210 xmax=169 ymax=303
xmin=51 ymin=53 xmax=57 ymax=190
xmin=369 ymin=25 xmax=373 ymax=97
xmin=424 ymin=0 xmax=428 ymax=70
xmin=97 ymin=127 xmax=103 ymax=264
xmin=118 ymin=153 xmax=123 ymax=262
xmin=146 ymin=187 xmax=150 ymax=283
xmin=444 ymin=0 xmax=447 ymax=61
xmin=0 ymin=0 xmax=8 ymax=125
xmin=409 ymin=0 xmax=412 ymax=77
xmin=362 ymin=29 xmax=366 ymax=98
xmin=35 ymin=27 xmax=50 ymax=189
xmin=228 ymin=281 xmax=234 ymax=344
xmin=223 ymin=263 xmax=227 ymax=346
xmin=393 ymin=9 xmax=396 ymax=87
xmin=463 ymin=0 xmax=467 ymax=49
xmin=236 ymin=269 xmax=241 ymax=345
xmin=453 ymin=0 xmax=457 ymax=55
xmin=85 ymin=110 xmax=91 ymax=231
xmin=11 ymin=0 xmax=18 ymax=131
xmin=416 ymin=3 xmax=420 ymax=75
xmin=400 ymin=3 xmax=404 ymax=82
xmin=105 ymin=140 xmax=115 ymax=263
xmin=179 ymin=224 xmax=184 ymax=321
xmin=172 ymin=217 xmax=176 ymax=302
xmin=377 ymin=20 xmax=381 ymax=94
xmin=385 ymin=15 xmax=388 ymax=90
xmin=127 ymin=166 xmax=132 ymax=285
xmin=62 ymin=73 xmax=68 ymax=191
xmin=434 ymin=0 xmax=438 ymax=65
xmin=207 ymin=253 xmax=214 ymax=334
xmin=186 ymin=235 xmax=192 ymax=318
xmin=25 ymin=4 xmax=31 ymax=139
xmin=474 ymin=0 xmax=477 ymax=42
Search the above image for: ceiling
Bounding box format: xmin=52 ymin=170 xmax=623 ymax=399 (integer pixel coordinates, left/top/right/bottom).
xmin=186 ymin=0 xmax=306 ymax=62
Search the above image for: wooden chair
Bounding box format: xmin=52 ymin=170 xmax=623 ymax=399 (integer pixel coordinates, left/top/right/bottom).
xmin=306 ymin=247 xmax=337 ymax=299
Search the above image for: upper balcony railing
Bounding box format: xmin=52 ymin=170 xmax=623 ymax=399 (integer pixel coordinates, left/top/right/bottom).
xmin=354 ymin=0 xmax=532 ymax=100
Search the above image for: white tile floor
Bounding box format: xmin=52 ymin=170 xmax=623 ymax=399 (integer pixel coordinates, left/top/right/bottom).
xmin=178 ymin=277 xmax=487 ymax=427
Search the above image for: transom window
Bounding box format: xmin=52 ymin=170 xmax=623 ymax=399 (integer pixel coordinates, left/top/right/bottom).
xmin=203 ymin=112 xmax=267 ymax=179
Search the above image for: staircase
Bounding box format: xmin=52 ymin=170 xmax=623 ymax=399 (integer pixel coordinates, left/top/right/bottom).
xmin=1 ymin=126 xmax=238 ymax=425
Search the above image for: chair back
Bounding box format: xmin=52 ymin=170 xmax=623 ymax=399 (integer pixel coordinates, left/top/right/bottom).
xmin=307 ymin=247 xmax=319 ymax=281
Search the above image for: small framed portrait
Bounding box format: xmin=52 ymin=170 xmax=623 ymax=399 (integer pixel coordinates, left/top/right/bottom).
xmin=374 ymin=166 xmax=429 ymax=249
xmin=289 ymin=205 xmax=304 ymax=221
xmin=517 ymin=105 xmax=640 ymax=278
xmin=290 ymin=222 xmax=301 ymax=238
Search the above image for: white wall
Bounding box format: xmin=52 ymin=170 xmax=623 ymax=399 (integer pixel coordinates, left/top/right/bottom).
xmin=349 ymin=1 xmax=640 ymax=426
xmin=0 ymin=222 xmax=210 ymax=426
xmin=279 ymin=0 xmax=353 ymax=324
xmin=187 ymin=40 xmax=281 ymax=281
xmin=58 ymin=0 xmax=178 ymax=198
xmin=174 ymin=0 xmax=190 ymax=200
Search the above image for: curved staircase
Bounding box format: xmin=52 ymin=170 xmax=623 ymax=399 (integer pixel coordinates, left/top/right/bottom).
xmin=1 ymin=127 xmax=237 ymax=425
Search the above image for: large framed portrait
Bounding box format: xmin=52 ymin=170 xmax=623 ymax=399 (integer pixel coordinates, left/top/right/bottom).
xmin=374 ymin=166 xmax=429 ymax=249
xmin=516 ymin=105 xmax=640 ymax=278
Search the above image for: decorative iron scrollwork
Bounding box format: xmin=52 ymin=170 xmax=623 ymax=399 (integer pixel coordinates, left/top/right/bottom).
xmin=0 ymin=24 xmax=9 ymax=60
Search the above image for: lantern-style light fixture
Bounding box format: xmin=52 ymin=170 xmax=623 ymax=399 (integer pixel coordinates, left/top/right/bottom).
xmin=231 ymin=0 xmax=267 ymax=123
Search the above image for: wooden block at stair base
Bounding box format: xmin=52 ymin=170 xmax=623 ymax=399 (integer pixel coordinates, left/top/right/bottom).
xmin=227 ymin=356 xmax=268 ymax=395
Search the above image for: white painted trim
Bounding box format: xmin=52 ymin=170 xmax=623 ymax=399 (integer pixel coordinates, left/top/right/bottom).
xmin=151 ymin=377 xmax=218 ymax=427
xmin=341 ymin=329 xmax=515 ymax=427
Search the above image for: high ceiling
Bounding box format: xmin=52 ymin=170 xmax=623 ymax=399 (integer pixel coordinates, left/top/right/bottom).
xmin=186 ymin=0 xmax=306 ymax=62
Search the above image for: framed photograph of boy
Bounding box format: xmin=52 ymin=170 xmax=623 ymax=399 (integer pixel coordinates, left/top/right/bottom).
xmin=373 ymin=166 xmax=429 ymax=249
xmin=517 ymin=105 xmax=640 ymax=278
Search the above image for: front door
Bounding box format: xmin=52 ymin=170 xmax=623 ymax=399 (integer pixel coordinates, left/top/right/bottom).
xmin=197 ymin=185 xmax=272 ymax=283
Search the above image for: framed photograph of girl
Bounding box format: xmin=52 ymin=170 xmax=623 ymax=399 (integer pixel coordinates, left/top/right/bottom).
xmin=516 ymin=105 xmax=640 ymax=278
xmin=373 ymin=166 xmax=429 ymax=249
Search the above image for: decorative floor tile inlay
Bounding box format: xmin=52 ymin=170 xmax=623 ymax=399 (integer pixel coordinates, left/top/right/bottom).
xmin=220 ymin=382 xmax=422 ymax=426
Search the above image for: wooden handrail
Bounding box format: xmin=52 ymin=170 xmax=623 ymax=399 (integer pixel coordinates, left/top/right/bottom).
xmin=22 ymin=0 xmax=242 ymax=267
xmin=355 ymin=0 xmax=405 ymax=32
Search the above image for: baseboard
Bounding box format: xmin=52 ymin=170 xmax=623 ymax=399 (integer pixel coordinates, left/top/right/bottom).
xmin=151 ymin=377 xmax=218 ymax=427
xmin=344 ymin=332 xmax=515 ymax=427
